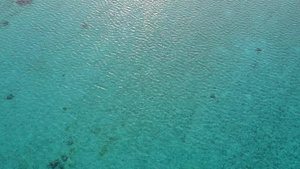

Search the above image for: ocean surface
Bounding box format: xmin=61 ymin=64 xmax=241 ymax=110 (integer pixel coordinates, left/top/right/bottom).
xmin=1 ymin=0 xmax=300 ymax=168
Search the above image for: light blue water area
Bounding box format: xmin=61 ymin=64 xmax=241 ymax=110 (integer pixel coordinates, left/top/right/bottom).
xmin=1 ymin=0 xmax=300 ymax=168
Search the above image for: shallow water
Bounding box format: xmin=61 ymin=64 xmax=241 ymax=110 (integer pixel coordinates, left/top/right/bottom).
xmin=1 ymin=0 xmax=300 ymax=168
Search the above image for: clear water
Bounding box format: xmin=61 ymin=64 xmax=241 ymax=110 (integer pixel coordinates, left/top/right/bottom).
xmin=1 ymin=0 xmax=300 ymax=168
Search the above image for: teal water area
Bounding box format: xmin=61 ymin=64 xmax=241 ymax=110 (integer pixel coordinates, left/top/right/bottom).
xmin=1 ymin=0 xmax=300 ymax=168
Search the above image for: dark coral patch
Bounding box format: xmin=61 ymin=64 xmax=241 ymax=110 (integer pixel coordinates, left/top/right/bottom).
xmin=16 ymin=0 xmax=33 ymax=6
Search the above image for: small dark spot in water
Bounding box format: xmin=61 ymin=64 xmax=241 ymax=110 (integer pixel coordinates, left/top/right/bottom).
xmin=256 ymin=48 xmax=262 ymax=52
xmin=67 ymin=140 xmax=74 ymax=146
xmin=7 ymin=94 xmax=14 ymax=100
xmin=49 ymin=160 xmax=60 ymax=169
xmin=58 ymin=163 xmax=64 ymax=169
xmin=99 ymin=145 xmax=109 ymax=157
xmin=61 ymin=155 xmax=68 ymax=162
xmin=82 ymin=23 xmax=88 ymax=29
xmin=210 ymin=94 xmax=215 ymax=99
xmin=62 ymin=74 xmax=65 ymax=77
xmin=253 ymin=62 xmax=258 ymax=68
xmin=63 ymin=107 xmax=67 ymax=111
xmin=16 ymin=0 xmax=33 ymax=6
xmin=1 ymin=21 xmax=9 ymax=26
xmin=181 ymin=137 xmax=186 ymax=143
xmin=109 ymin=137 xmax=118 ymax=141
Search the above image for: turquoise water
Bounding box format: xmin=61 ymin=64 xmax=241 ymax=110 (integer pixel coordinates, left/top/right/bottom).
xmin=1 ymin=0 xmax=300 ymax=168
